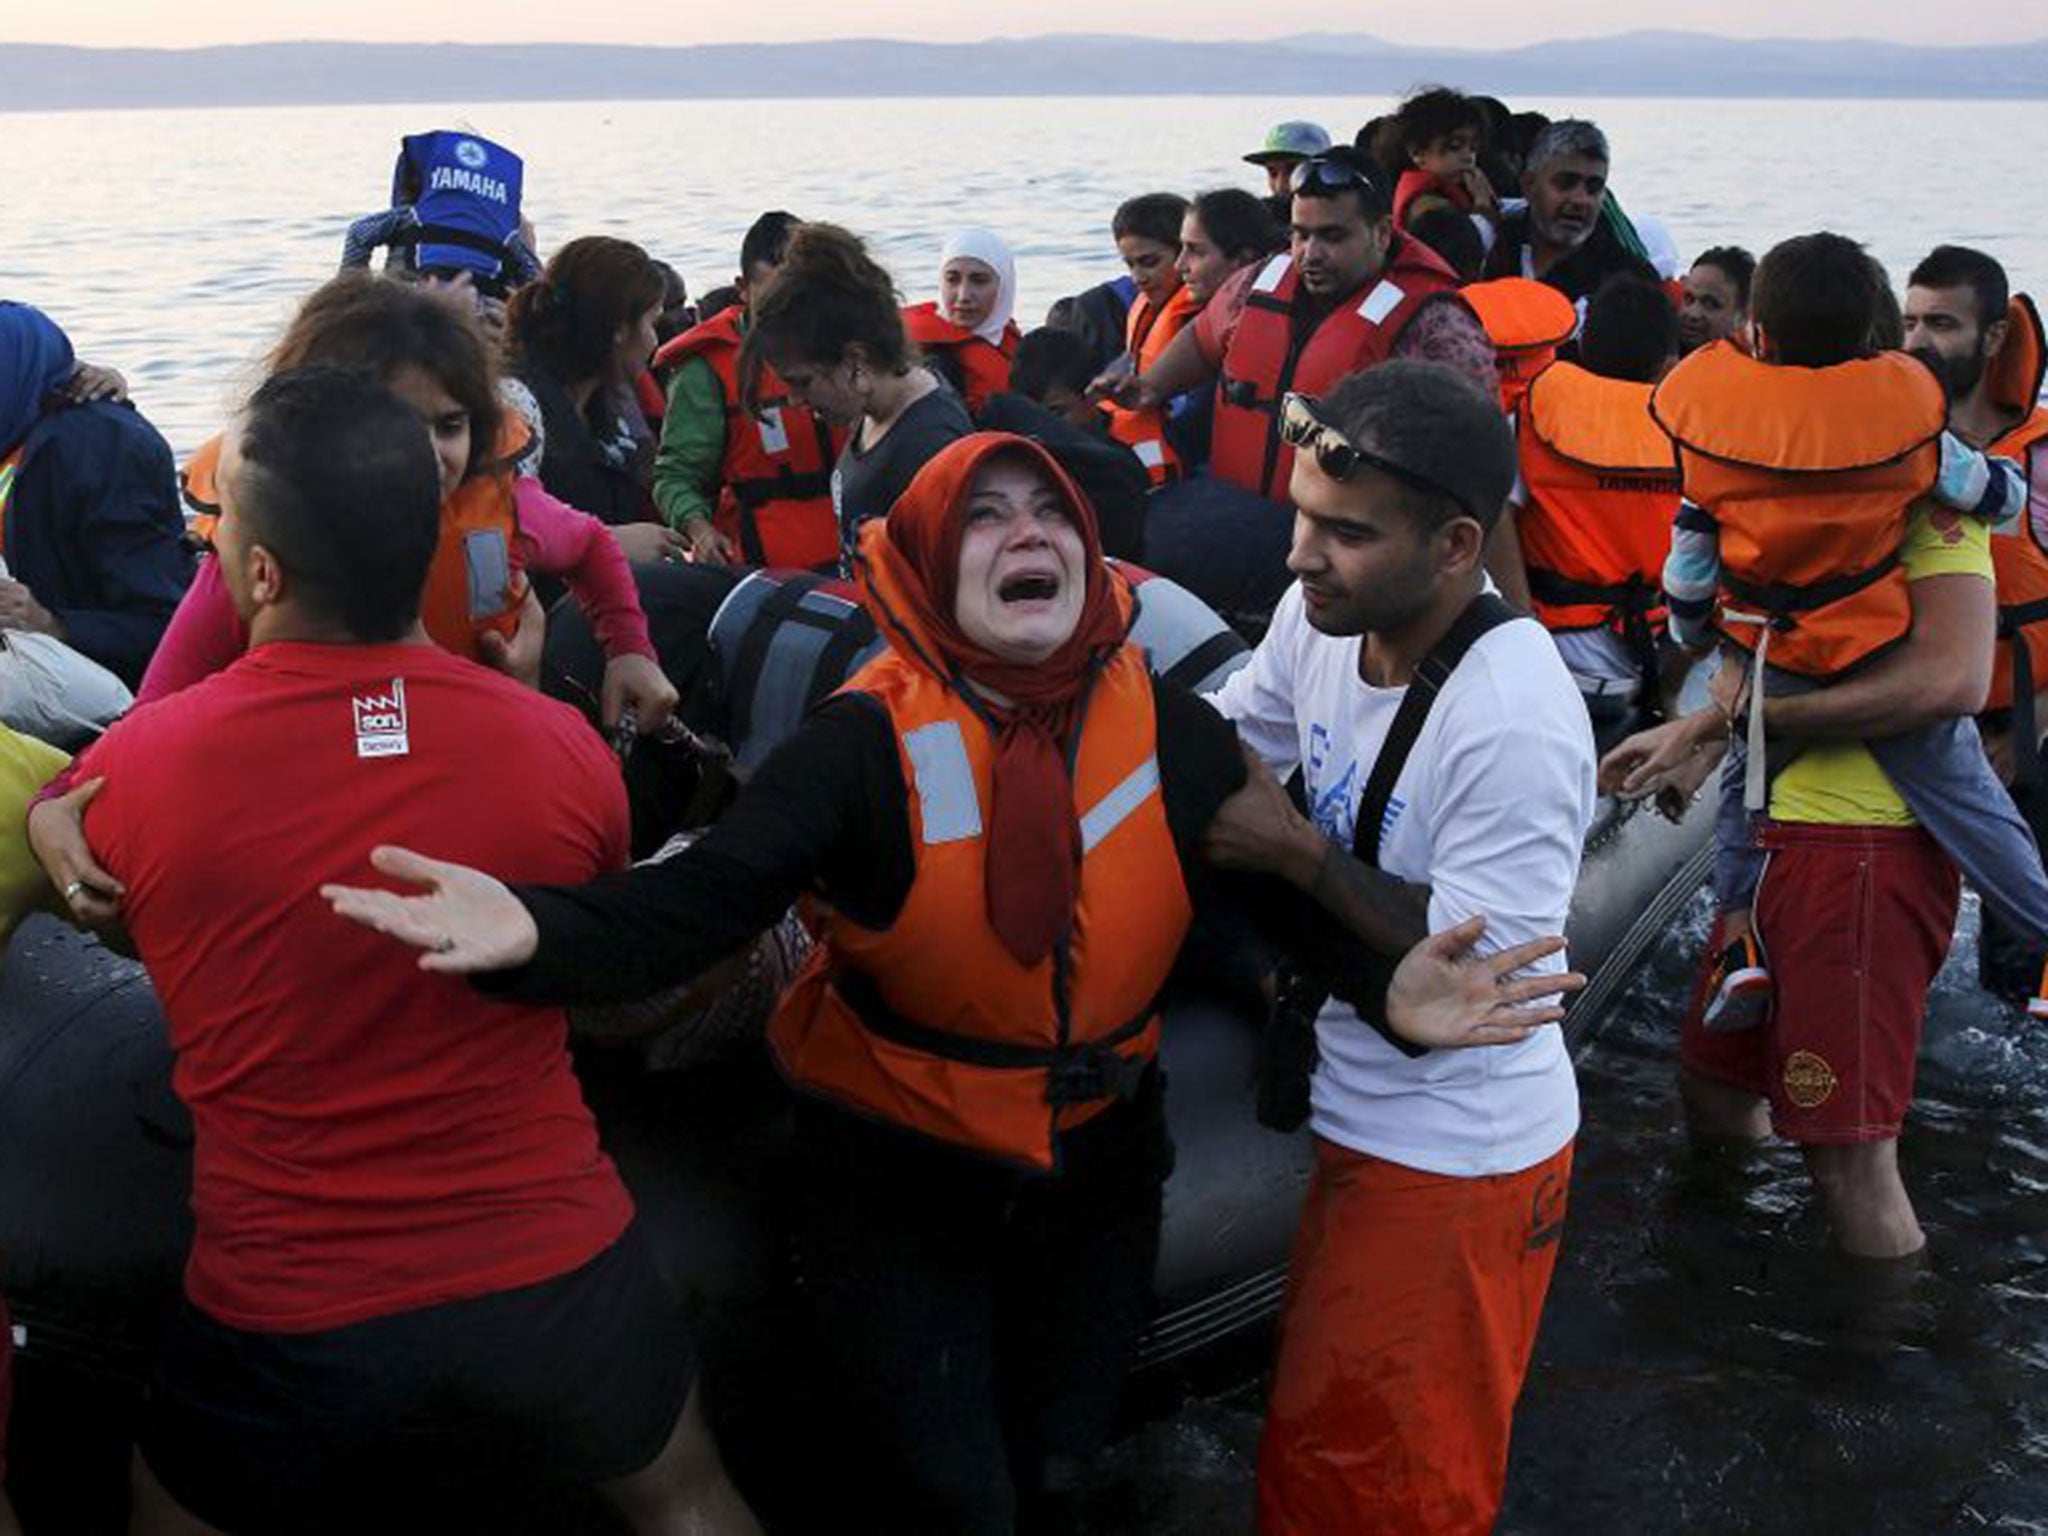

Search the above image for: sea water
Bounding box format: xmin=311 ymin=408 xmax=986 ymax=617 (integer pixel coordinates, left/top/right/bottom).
xmin=6 ymin=92 xmax=2047 ymax=456
xmin=9 ymin=87 xmax=2048 ymax=1532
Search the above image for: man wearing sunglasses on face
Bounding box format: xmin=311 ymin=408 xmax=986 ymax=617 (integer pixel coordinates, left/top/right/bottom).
xmin=1202 ymin=362 xmax=1593 ymax=1535
xmin=1098 ymin=147 xmax=1495 ymax=509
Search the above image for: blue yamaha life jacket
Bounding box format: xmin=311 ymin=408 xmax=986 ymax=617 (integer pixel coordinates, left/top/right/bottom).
xmin=391 ymin=131 xmax=524 ymax=289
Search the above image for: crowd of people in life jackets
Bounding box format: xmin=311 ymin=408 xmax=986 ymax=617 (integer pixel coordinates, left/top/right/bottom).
xmin=0 ymin=78 xmax=2045 ymax=1536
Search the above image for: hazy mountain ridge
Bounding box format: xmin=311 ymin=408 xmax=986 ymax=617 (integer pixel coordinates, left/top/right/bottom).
xmin=4 ymin=31 xmax=2043 ymax=110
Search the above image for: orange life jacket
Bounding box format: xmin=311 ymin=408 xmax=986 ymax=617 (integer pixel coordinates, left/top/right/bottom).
xmin=0 ymin=446 xmax=20 ymax=555
xmin=767 ymin=565 xmax=1190 ymax=1171
xmin=1465 ymin=277 xmax=1579 ymax=417
xmin=1212 ymin=239 xmax=1465 ymax=503
xmin=180 ymin=426 xmax=528 ymax=662
xmin=1103 ymin=285 xmax=1199 ymax=487
xmin=652 ymin=305 xmax=844 ymax=570
xmin=1649 ymin=341 xmax=1946 ymax=681
xmin=1514 ymin=362 xmax=1677 ymax=678
xmin=1985 ymin=294 xmax=2048 ymax=716
xmin=902 ymin=302 xmax=1020 ymax=418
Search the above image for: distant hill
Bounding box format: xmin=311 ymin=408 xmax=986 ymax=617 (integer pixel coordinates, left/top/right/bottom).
xmin=4 ymin=31 xmax=2044 ymax=110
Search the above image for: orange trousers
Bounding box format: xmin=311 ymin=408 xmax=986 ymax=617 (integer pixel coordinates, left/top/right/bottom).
xmin=1256 ymin=1137 xmax=1573 ymax=1536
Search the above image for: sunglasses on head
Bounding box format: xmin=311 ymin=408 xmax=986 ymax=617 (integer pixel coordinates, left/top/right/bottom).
xmin=1288 ymin=156 xmax=1380 ymax=197
xmin=1278 ymin=392 xmax=1479 ymax=520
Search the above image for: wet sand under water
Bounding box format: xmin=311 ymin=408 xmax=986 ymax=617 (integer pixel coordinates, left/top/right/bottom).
xmin=1088 ymin=889 xmax=2048 ymax=1534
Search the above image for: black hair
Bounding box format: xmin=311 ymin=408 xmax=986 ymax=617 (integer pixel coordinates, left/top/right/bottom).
xmin=1907 ymin=244 xmax=2010 ymax=333
xmin=1292 ymin=145 xmax=1391 ymax=221
xmin=1580 ymin=274 xmax=1680 ymax=383
xmin=740 ymin=210 xmax=801 ymax=276
xmin=1009 ymin=327 xmax=1099 ymax=402
xmin=1396 ymin=87 xmax=1487 ymax=158
xmin=1320 ymin=360 xmax=1513 ymax=534
xmin=697 ymin=283 xmax=740 ymax=319
xmin=1406 ymin=208 xmax=1484 ymax=283
xmin=1189 ymin=188 xmax=1281 ymax=263
xmin=1112 ymin=192 xmax=1190 ymax=248
xmin=1751 ymin=232 xmax=1889 ymax=367
xmin=1690 ymin=245 xmax=1756 ymax=309
xmin=234 ymin=367 xmax=442 ymax=641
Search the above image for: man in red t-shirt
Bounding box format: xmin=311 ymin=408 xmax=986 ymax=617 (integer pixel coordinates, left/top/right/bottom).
xmin=59 ymin=368 xmax=758 ymax=1536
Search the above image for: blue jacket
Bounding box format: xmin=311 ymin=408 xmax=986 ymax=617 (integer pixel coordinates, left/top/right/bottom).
xmin=6 ymin=401 xmax=193 ymax=686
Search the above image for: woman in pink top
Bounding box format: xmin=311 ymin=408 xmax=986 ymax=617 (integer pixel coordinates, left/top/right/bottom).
xmin=33 ymin=274 xmax=678 ymax=921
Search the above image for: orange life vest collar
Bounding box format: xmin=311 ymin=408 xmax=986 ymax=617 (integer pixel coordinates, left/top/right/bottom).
xmin=902 ymin=302 xmax=1020 ymax=417
xmin=1987 ymin=293 xmax=2046 ymax=420
xmin=1651 ymin=342 xmax=1946 ymax=475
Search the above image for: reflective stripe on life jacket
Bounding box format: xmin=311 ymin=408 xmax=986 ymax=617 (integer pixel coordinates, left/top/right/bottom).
xmin=1515 ymin=361 xmax=1677 ymax=684
xmin=389 ymin=131 xmax=524 ymax=291
xmin=180 ymin=428 xmax=527 ymax=661
xmin=767 ymin=639 xmax=1190 ymax=1169
xmin=1212 ymin=240 xmax=1465 ymax=503
xmin=1465 ymin=277 xmax=1579 ymax=418
xmin=1104 ymin=285 xmax=1200 ymax=486
xmin=652 ymin=306 xmax=844 ymax=570
xmin=1649 ymin=341 xmax=1947 ymax=680
xmin=707 ymin=561 xmax=1245 ymax=769
xmin=902 ymin=303 xmax=1020 ymax=418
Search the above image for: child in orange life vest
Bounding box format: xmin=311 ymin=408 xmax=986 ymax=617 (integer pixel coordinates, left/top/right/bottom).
xmin=1657 ymin=234 xmax=2044 ymax=1028
xmin=1391 ymin=87 xmax=1500 ymax=238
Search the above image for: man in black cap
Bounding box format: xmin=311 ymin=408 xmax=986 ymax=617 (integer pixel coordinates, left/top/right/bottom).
xmin=1201 ymin=361 xmax=1592 ymax=1534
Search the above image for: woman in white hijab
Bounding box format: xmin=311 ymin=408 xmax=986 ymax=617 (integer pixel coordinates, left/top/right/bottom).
xmin=901 ymin=226 xmax=1021 ymax=418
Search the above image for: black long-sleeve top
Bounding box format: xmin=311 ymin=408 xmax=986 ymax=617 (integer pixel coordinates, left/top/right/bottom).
xmin=485 ymin=675 xmax=1317 ymax=1009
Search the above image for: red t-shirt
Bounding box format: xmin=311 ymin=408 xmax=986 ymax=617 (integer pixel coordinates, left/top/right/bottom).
xmin=76 ymin=640 xmax=634 ymax=1333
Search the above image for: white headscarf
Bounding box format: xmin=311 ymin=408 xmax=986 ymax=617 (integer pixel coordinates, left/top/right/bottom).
xmin=938 ymin=227 xmax=1017 ymax=347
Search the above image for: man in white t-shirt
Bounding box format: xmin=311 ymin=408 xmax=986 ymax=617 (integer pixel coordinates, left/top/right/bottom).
xmin=1204 ymin=360 xmax=1594 ymax=1535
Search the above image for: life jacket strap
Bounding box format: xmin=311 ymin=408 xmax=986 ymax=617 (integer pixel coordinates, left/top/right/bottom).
xmin=1721 ymin=550 xmax=1900 ymax=621
xmin=838 ymin=968 xmax=1155 ymax=1103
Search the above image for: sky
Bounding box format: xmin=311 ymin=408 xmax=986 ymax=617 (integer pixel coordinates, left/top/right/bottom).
xmin=4 ymin=0 xmax=2042 ymax=48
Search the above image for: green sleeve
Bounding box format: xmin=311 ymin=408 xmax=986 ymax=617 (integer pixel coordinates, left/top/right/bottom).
xmin=652 ymin=356 xmax=730 ymax=531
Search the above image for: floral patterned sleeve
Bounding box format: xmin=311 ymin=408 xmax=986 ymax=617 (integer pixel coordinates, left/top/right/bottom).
xmin=1391 ymin=297 xmax=1499 ymax=402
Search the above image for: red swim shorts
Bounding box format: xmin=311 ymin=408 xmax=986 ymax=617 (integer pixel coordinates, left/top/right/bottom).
xmin=1255 ymin=1137 xmax=1572 ymax=1536
xmin=1681 ymin=821 xmax=1958 ymax=1144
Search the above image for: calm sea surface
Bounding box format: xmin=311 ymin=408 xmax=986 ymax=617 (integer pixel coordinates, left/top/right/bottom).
xmin=6 ymin=93 xmax=2048 ymax=456
xmin=10 ymin=89 xmax=2048 ymax=1532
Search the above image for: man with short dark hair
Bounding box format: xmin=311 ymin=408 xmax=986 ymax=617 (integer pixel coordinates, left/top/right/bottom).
xmin=1202 ymin=360 xmax=1592 ymax=1532
xmin=1484 ymin=119 xmax=1659 ymax=307
xmin=62 ymin=368 xmax=758 ymax=1536
xmin=1904 ymin=244 xmax=2048 ymax=1003
xmin=653 ymin=209 xmax=842 ymax=569
xmin=1103 ymin=151 xmax=1494 ymax=626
